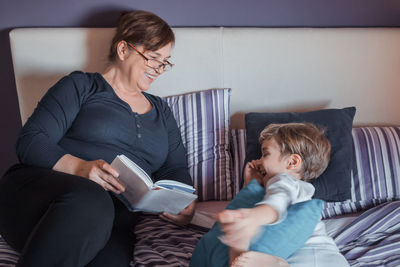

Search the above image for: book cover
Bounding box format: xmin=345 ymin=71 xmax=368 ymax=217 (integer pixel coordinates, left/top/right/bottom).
xmin=111 ymin=155 xmax=197 ymax=214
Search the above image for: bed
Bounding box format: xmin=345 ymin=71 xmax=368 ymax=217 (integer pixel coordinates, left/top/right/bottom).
xmin=2 ymin=27 xmax=400 ymax=266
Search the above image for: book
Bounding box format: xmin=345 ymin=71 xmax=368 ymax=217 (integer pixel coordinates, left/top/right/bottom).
xmin=111 ymin=154 xmax=198 ymax=214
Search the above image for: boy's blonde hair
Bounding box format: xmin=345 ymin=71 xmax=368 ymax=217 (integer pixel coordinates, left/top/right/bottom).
xmin=259 ymin=122 xmax=331 ymax=181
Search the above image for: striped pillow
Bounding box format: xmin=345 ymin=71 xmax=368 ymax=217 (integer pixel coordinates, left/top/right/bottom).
xmin=164 ymin=89 xmax=233 ymax=201
xmin=230 ymin=127 xmax=400 ymax=218
xmin=230 ymin=129 xmax=246 ymax=196
xmin=323 ymin=127 xmax=400 ymax=218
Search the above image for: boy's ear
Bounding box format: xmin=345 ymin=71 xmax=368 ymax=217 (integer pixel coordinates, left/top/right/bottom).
xmin=287 ymin=154 xmax=302 ymax=170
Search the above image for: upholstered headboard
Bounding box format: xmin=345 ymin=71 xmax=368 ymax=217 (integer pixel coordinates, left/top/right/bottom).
xmin=9 ymin=27 xmax=400 ymax=128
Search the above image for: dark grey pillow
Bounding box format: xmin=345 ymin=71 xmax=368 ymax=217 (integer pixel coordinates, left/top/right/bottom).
xmin=244 ymin=107 xmax=356 ymax=202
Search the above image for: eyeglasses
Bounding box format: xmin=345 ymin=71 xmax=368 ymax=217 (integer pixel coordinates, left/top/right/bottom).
xmin=127 ymin=42 xmax=174 ymax=72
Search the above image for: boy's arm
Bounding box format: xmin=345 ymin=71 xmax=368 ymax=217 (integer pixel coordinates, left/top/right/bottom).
xmin=256 ymin=173 xmax=304 ymax=225
xmin=217 ymin=204 xmax=278 ymax=251
xmin=246 ymin=204 xmax=279 ymax=224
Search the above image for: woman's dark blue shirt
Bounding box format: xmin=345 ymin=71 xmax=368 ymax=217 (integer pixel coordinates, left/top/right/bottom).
xmin=16 ymin=71 xmax=192 ymax=185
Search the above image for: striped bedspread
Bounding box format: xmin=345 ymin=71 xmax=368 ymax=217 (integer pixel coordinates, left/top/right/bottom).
xmin=0 ymin=201 xmax=399 ymax=266
xmin=132 ymin=215 xmax=208 ymax=267
xmin=333 ymin=200 xmax=400 ymax=267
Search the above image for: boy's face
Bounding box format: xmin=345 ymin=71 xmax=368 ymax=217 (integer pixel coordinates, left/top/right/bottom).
xmin=259 ymin=137 xmax=290 ymax=180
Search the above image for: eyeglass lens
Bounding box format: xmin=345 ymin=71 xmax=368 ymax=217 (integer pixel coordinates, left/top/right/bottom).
xmin=146 ymin=59 xmax=172 ymax=72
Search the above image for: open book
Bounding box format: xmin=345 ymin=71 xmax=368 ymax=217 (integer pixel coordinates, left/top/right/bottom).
xmin=111 ymin=155 xmax=197 ymax=214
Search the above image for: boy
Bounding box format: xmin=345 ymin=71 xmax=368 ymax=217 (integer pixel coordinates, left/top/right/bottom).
xmin=218 ymin=123 xmax=349 ymax=267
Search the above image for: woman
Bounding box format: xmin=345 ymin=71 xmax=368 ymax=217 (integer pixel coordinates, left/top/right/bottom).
xmin=0 ymin=10 xmax=195 ymax=267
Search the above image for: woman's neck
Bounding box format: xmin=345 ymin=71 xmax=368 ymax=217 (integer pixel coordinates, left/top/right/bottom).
xmin=102 ymin=65 xmax=142 ymax=98
xmin=101 ymin=65 xmax=152 ymax=114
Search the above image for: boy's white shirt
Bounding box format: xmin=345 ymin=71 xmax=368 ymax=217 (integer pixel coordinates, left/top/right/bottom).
xmin=256 ymin=172 xmax=337 ymax=247
xmin=256 ymin=172 xmax=315 ymax=224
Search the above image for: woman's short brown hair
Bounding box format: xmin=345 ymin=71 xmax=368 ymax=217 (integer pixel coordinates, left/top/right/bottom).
xmin=259 ymin=122 xmax=331 ymax=181
xmin=108 ymin=10 xmax=175 ymax=62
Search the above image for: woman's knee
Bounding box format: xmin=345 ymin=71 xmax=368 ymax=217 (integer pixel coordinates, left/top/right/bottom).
xmin=63 ymin=178 xmax=115 ymax=223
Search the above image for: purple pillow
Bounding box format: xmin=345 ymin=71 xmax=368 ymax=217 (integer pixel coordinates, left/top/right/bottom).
xmin=163 ymin=89 xmax=234 ymax=201
xmin=322 ymin=127 xmax=400 ymax=218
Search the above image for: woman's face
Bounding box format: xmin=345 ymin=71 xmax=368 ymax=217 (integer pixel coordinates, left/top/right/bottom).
xmin=122 ymin=42 xmax=173 ymax=92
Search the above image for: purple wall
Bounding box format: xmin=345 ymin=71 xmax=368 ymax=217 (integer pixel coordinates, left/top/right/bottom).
xmin=1 ymin=0 xmax=400 ymax=175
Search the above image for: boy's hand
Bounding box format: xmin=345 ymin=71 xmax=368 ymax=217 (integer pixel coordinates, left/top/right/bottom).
xmin=217 ymin=209 xmax=263 ymax=251
xmin=243 ymin=160 xmax=265 ymax=186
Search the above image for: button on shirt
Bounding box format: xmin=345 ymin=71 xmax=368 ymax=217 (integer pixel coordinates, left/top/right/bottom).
xmin=16 ymin=71 xmax=192 ymax=185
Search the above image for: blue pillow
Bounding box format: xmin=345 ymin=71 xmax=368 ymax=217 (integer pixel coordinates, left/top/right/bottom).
xmin=245 ymin=107 xmax=356 ymax=201
xmin=190 ymin=179 xmax=324 ymax=267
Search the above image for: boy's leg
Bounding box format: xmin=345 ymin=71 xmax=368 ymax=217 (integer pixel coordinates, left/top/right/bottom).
xmin=0 ymin=164 xmax=115 ymax=267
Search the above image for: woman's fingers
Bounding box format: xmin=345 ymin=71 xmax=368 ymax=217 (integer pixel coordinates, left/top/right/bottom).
xmin=97 ymin=160 xmax=124 ymax=191
xmin=98 ymin=171 xmax=125 ymax=193
xmin=160 ymin=212 xmax=190 ymax=226
xmin=89 ymin=171 xmax=120 ymax=194
xmin=86 ymin=160 xmax=125 ymax=194
xmin=160 ymin=201 xmax=196 ymax=226
xmin=99 ymin=160 xmax=120 ymax=178
xmin=99 ymin=170 xmax=125 ymax=192
xmin=100 ymin=179 xmax=120 ymax=193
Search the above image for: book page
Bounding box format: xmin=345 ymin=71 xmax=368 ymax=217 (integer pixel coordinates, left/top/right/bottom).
xmin=155 ymin=180 xmax=196 ymax=193
xmin=112 ymin=155 xmax=198 ymax=214
xmin=111 ymin=156 xmax=150 ymax=207
xmin=118 ymin=155 xmax=153 ymax=187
